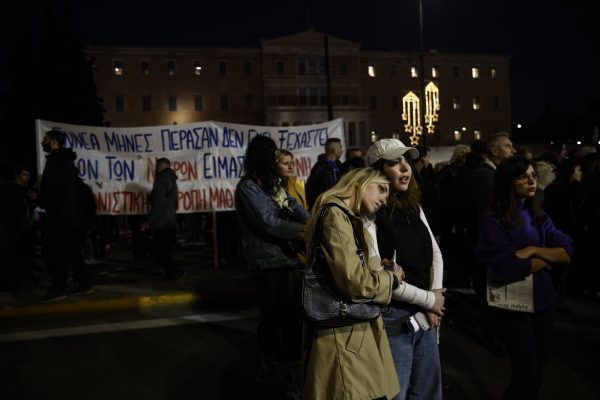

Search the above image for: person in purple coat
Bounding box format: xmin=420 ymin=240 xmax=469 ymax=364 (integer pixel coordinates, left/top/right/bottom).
xmin=476 ymin=156 xmax=573 ymax=400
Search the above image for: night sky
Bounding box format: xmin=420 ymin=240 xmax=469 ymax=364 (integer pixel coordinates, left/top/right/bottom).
xmin=3 ymin=0 xmax=600 ymax=126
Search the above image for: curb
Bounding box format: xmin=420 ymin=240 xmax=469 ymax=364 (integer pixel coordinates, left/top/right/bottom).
xmin=0 ymin=287 xmax=256 ymax=319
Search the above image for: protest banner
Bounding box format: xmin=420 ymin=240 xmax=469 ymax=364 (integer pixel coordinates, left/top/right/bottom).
xmin=35 ymin=119 xmax=345 ymax=215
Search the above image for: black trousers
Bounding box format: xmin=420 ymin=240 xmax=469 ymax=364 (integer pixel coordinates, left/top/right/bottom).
xmin=494 ymin=308 xmax=554 ymax=400
xmin=45 ymin=215 xmax=91 ymax=292
xmin=252 ymin=267 xmax=301 ymax=362
xmin=149 ymin=228 xmax=177 ymax=277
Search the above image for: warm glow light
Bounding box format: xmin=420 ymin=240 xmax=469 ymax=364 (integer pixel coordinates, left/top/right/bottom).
xmin=402 ymin=91 xmax=422 ymax=145
xmin=368 ymin=65 xmax=376 ymax=77
xmin=424 ymin=82 xmax=440 ymax=134
xmin=517 ymin=123 xmax=522 ymax=129
xmin=577 ymin=141 xmax=582 ymax=145
xmin=370 ymin=131 xmax=378 ymax=143
xmin=461 ymin=126 xmax=467 ymax=131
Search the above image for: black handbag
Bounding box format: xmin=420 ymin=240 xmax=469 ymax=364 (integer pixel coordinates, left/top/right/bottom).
xmin=301 ymin=203 xmax=382 ymax=327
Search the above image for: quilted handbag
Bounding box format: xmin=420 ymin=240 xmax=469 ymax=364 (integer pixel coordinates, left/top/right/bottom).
xmin=301 ymin=203 xmax=382 ymax=327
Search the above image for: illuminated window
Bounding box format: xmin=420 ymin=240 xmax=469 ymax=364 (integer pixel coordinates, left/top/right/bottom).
xmin=113 ymin=60 xmax=123 ymax=76
xmin=411 ymin=66 xmax=418 ymax=78
xmin=431 ymin=66 xmax=438 ymax=78
xmin=472 ymin=67 xmax=480 ymax=79
xmin=140 ymin=60 xmax=150 ymax=75
xmin=491 ymin=67 xmax=497 ymax=78
xmin=167 ymin=60 xmax=176 ymax=76
xmin=454 ymin=130 xmax=462 ymax=141
xmin=452 ymin=96 xmax=461 ymax=110
xmin=193 ymin=61 xmax=202 ymax=76
xmin=474 ymin=130 xmax=482 ymax=140
xmin=368 ymin=65 xmax=376 ymax=77
xmin=115 ymin=95 xmax=124 ymax=112
xmin=194 ymin=95 xmax=203 ymax=111
xmin=472 ymin=97 xmax=481 ymax=110
xmin=168 ymin=96 xmax=177 ymax=111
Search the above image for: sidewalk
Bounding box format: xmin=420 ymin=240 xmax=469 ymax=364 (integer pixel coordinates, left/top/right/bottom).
xmin=0 ymin=239 xmax=256 ymax=320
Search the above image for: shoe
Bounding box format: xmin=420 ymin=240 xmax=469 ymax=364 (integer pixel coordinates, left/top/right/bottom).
xmin=70 ymin=285 xmax=95 ymax=296
xmin=37 ymin=290 xmax=67 ymax=303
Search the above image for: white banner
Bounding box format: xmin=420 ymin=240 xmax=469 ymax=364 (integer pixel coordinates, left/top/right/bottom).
xmin=35 ymin=119 xmax=345 ymax=215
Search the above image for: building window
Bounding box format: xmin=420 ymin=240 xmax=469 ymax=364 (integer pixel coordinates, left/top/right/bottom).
xmin=474 ymin=130 xmax=482 ymax=140
xmin=491 ymin=67 xmax=497 ymax=78
xmin=472 ymin=66 xmax=480 ymax=79
xmin=276 ymin=61 xmax=284 ymax=75
xmin=410 ymin=66 xmax=419 ymax=78
xmin=368 ymin=65 xmax=376 ymax=77
xmin=277 ymin=95 xmax=286 ymax=106
xmin=298 ymin=88 xmax=307 ymax=105
xmin=167 ymin=60 xmax=176 ymax=76
xmin=193 ymin=61 xmax=202 ymax=76
xmin=140 ymin=60 xmax=150 ymax=75
xmin=453 ymin=65 xmax=460 ymax=78
xmin=115 ymin=95 xmax=124 ymax=112
xmin=218 ymin=61 xmax=227 ymax=76
xmin=392 ymin=95 xmax=400 ymax=111
xmin=168 ymin=96 xmax=177 ymax=111
xmin=431 ymin=66 xmax=438 ymax=78
xmin=341 ymin=95 xmax=349 ymax=106
xmin=243 ymin=61 xmax=252 ymax=75
xmin=319 ymin=57 xmax=326 ymax=75
xmin=141 ymin=95 xmax=152 ymax=112
xmin=220 ymin=95 xmax=229 ymax=111
xmin=309 ymin=88 xmax=318 ymax=106
xmin=493 ymin=96 xmax=500 ymax=110
xmin=320 ymin=88 xmax=328 ymax=105
xmin=113 ymin=60 xmax=123 ymax=76
xmin=307 ymin=56 xmax=317 ymax=75
xmin=340 ymin=62 xmax=348 ymax=75
xmin=472 ymin=97 xmax=481 ymax=110
xmin=244 ymin=94 xmax=254 ymax=109
xmin=298 ymin=57 xmax=306 ymax=75
xmin=370 ymin=95 xmax=378 ymax=110
xmin=452 ymin=96 xmax=461 ymax=110
xmin=390 ymin=64 xmax=398 ymax=77
xmin=194 ymin=95 xmax=203 ymax=111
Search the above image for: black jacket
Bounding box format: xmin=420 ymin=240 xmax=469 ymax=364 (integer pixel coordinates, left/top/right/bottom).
xmin=39 ymin=147 xmax=78 ymax=220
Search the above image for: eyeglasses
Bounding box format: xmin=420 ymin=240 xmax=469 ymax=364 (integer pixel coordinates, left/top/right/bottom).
xmin=516 ymin=171 xmax=538 ymax=182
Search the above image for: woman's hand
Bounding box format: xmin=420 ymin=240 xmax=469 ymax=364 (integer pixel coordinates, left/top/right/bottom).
xmin=427 ymin=311 xmax=441 ymax=328
xmin=531 ymin=257 xmax=551 ymax=272
xmin=429 ymin=288 xmax=446 ymax=316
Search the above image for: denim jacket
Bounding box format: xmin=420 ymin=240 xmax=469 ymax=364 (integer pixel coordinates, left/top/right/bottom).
xmin=235 ymin=177 xmax=310 ymax=269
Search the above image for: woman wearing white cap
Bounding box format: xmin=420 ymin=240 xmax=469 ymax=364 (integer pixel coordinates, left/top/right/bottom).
xmin=366 ymin=138 xmax=446 ymax=400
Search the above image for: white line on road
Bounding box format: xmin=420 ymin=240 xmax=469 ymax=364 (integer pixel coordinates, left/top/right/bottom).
xmin=0 ymin=308 xmax=259 ymax=344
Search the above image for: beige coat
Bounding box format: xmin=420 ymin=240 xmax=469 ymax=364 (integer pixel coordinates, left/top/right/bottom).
xmin=303 ymin=197 xmax=400 ymax=400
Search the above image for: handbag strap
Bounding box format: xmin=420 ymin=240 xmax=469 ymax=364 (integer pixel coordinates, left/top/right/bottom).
xmin=310 ymin=203 xmax=365 ymax=266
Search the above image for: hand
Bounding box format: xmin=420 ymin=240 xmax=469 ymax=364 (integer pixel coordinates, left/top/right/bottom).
xmin=531 ymin=257 xmax=551 ymax=272
xmin=393 ymin=267 xmax=405 ymax=284
xmin=515 ymin=246 xmax=537 ymax=259
xmin=426 ymin=311 xmax=440 ymax=328
xmin=429 ymin=288 xmax=446 ymax=316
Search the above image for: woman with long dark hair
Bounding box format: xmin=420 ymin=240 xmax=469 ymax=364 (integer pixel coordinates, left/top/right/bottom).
xmin=235 ymin=135 xmax=309 ymax=386
xmin=476 ymin=156 xmax=573 ymax=399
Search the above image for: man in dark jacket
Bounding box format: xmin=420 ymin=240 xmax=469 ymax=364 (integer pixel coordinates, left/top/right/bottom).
xmin=142 ymin=157 xmax=184 ymax=280
xmin=305 ymin=138 xmax=343 ymax=209
xmin=38 ymin=129 xmax=93 ymax=302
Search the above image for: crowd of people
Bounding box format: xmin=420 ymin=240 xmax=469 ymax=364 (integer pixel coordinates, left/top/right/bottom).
xmin=1 ymin=128 xmax=598 ymax=399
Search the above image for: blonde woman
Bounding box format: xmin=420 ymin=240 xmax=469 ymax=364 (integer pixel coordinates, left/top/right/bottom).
xmin=303 ymin=167 xmax=403 ymax=400
xmin=276 ymin=149 xmax=308 ymax=210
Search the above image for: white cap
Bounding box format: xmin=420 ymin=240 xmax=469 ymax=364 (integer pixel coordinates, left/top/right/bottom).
xmin=365 ymin=139 xmax=419 ymax=166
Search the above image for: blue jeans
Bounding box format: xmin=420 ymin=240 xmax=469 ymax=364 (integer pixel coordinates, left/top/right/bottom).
xmin=384 ymin=308 xmax=442 ymax=400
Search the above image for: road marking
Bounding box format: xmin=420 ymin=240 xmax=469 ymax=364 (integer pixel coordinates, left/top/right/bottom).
xmin=0 ymin=308 xmax=259 ymax=343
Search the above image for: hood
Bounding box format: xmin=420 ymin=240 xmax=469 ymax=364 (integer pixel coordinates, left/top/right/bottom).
xmin=159 ymin=167 xmax=178 ymax=181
